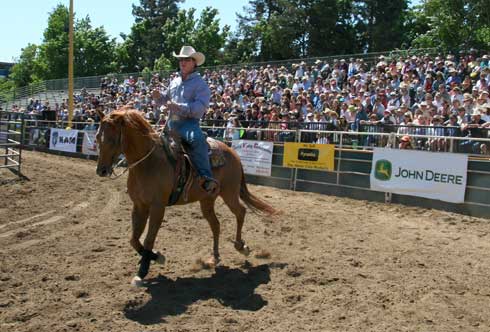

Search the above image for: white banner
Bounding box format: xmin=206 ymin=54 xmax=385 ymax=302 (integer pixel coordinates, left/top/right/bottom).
xmin=82 ymin=130 xmax=98 ymax=156
xmin=232 ymin=139 xmax=274 ymax=176
xmin=49 ymin=128 xmax=78 ymax=153
xmin=370 ymin=148 xmax=468 ymax=203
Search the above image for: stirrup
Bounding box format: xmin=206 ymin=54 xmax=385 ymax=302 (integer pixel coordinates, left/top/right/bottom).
xmin=201 ymin=177 xmax=220 ymax=195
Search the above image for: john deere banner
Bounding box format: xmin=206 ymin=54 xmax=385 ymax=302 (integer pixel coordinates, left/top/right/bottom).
xmin=82 ymin=130 xmax=98 ymax=156
xmin=49 ymin=128 xmax=78 ymax=153
xmin=283 ymin=142 xmax=335 ymax=171
xmin=370 ymin=148 xmax=468 ymax=203
xmin=232 ymin=139 xmax=273 ymax=176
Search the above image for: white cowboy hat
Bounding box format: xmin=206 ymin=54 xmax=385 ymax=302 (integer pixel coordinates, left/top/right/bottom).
xmin=172 ymin=46 xmax=205 ymax=66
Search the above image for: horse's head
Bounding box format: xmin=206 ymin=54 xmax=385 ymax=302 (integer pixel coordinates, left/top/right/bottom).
xmin=95 ymin=108 xmax=124 ymax=177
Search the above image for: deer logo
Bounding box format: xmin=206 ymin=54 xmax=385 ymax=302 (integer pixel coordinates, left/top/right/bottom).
xmin=375 ymin=159 xmax=392 ymax=181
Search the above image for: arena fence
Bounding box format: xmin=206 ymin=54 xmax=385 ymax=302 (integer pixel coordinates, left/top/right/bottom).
xmin=0 ymin=111 xmax=24 ymax=177
xmin=17 ymin=118 xmax=490 ymax=218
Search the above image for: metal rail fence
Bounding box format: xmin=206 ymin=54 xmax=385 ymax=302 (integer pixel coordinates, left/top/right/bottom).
xmin=15 ymin=118 xmax=490 ymax=218
xmin=0 ymin=112 xmax=24 ymax=177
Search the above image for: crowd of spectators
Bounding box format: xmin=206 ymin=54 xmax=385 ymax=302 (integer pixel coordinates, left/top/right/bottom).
xmin=7 ymin=50 xmax=490 ymax=154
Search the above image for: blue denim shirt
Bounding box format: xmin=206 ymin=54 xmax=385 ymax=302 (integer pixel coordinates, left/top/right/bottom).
xmin=159 ymin=71 xmax=211 ymax=120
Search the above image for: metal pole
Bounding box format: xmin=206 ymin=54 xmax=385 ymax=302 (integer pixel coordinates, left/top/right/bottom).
xmin=67 ymin=0 xmax=74 ymax=130
xmin=336 ymin=133 xmax=343 ymax=185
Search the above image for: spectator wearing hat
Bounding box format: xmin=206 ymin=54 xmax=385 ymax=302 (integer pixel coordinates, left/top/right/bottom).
xmin=462 ymin=93 xmax=476 ymax=114
xmin=360 ymin=112 xmax=383 ymax=146
xmin=432 ymin=71 xmax=446 ymax=91
xmin=460 ymin=109 xmax=487 ymax=154
xmin=399 ymin=135 xmax=414 ymax=150
xmin=481 ymin=103 xmax=490 ymax=122
xmin=442 ymin=113 xmax=461 ymax=144
xmin=446 ymin=67 xmax=461 ymax=87
xmin=427 ymin=115 xmax=447 ymax=151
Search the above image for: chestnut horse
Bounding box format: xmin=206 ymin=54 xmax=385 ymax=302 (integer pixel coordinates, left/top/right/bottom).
xmin=95 ymin=108 xmax=276 ymax=286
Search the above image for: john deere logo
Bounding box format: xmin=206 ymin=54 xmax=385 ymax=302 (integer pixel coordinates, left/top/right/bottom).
xmin=375 ymin=159 xmax=392 ymax=181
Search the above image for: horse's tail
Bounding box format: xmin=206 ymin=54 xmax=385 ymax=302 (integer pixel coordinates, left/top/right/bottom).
xmin=239 ymin=166 xmax=278 ymax=215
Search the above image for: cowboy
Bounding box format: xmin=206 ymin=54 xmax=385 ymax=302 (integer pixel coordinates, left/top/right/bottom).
xmin=153 ymin=46 xmax=218 ymax=194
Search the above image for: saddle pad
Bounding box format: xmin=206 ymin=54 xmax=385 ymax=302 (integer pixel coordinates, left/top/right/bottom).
xmin=207 ymin=138 xmax=226 ymax=168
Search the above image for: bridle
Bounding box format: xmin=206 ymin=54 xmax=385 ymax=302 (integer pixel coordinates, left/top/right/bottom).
xmin=104 ymin=123 xmax=156 ymax=179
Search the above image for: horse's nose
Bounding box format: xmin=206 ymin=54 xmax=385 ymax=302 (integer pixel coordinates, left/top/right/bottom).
xmin=97 ymin=165 xmax=108 ymax=177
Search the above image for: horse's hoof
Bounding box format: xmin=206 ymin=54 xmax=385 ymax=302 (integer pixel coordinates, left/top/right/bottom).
xmin=155 ymin=252 xmax=166 ymax=265
xmin=239 ymin=244 xmax=251 ymax=256
xmin=234 ymin=241 xmax=251 ymax=256
xmin=203 ymin=256 xmax=220 ymax=269
xmin=131 ymin=276 xmax=144 ymax=287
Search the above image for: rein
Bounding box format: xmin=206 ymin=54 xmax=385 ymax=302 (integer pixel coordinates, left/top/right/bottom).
xmin=109 ymin=125 xmax=157 ymax=179
xmin=110 ymin=145 xmax=156 ymax=179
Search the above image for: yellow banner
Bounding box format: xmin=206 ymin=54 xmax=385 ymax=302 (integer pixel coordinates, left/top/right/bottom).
xmin=283 ymin=143 xmax=335 ymax=171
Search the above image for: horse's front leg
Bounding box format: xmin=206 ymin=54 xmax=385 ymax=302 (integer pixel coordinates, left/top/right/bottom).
xmin=131 ymin=204 xmax=166 ymax=287
xmin=130 ymin=203 xmax=165 ymax=268
xmin=130 ymin=203 xmax=149 ymax=255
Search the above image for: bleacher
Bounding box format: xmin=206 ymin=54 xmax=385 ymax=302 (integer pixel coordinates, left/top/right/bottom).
xmin=5 ymin=88 xmax=100 ymax=110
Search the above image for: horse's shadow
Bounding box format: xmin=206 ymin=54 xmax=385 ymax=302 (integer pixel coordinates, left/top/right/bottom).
xmin=123 ymin=263 xmax=271 ymax=325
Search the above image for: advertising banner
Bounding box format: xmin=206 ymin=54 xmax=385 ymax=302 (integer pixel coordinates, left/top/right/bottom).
xmin=283 ymin=142 xmax=335 ymax=171
xmin=49 ymin=128 xmax=78 ymax=153
xmin=370 ymin=148 xmax=468 ymax=203
xmin=29 ymin=128 xmax=49 ymax=147
xmin=82 ymin=130 xmax=98 ymax=156
xmin=232 ymin=140 xmax=274 ymax=176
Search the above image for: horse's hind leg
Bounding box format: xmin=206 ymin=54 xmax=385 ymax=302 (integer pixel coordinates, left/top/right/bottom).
xmin=221 ymin=194 xmax=250 ymax=256
xmin=200 ymin=198 xmax=221 ymax=267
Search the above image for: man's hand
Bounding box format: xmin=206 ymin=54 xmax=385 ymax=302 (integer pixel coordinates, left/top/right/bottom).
xmin=166 ymin=101 xmax=180 ymax=113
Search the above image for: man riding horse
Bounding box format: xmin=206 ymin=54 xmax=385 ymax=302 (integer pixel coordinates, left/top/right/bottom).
xmin=153 ymin=46 xmax=219 ymax=195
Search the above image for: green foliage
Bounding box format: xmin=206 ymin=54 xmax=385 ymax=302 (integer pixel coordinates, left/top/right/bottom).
xmin=0 ymin=78 xmax=15 ymax=103
xmin=74 ymin=17 xmax=117 ymax=76
xmin=9 ymin=44 xmax=42 ymax=87
xmin=153 ymin=54 xmax=174 ymax=71
xmin=9 ymin=4 xmax=117 ymax=86
xmin=6 ymin=0 xmax=489 ymax=91
xmin=36 ymin=4 xmax=70 ymax=80
xmin=122 ymin=0 xmax=182 ymax=70
xmin=412 ymin=0 xmax=490 ymax=52
xmin=355 ymin=0 xmax=409 ymax=52
xmin=161 ymin=7 xmax=229 ymax=67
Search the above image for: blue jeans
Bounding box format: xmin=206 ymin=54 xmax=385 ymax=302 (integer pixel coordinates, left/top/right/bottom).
xmin=168 ymin=119 xmax=213 ymax=179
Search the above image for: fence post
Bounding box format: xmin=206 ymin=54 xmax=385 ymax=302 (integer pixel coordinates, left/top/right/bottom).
xmin=336 ymin=132 xmax=343 ymax=185
xmin=291 ymin=127 xmax=300 ymax=192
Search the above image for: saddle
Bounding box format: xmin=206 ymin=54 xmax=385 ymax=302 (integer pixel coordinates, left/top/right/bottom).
xmin=160 ymin=131 xmax=226 ymax=206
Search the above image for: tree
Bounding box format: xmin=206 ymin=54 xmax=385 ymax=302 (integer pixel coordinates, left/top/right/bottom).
xmin=411 ymin=0 xmax=490 ymax=52
xmin=236 ymin=0 xmax=300 ymax=61
xmin=36 ymin=4 xmax=70 ymax=80
xmin=161 ymin=7 xmax=230 ymax=67
xmin=74 ymin=17 xmax=117 ymax=77
xmin=31 ymin=4 xmax=117 ymax=81
xmin=122 ymin=0 xmax=182 ymax=70
xmin=354 ymin=0 xmax=409 ymax=52
xmin=9 ymin=44 xmax=42 ymax=87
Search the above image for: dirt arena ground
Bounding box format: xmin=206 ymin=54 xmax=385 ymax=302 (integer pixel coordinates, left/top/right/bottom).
xmin=1 ymin=151 xmax=490 ymax=332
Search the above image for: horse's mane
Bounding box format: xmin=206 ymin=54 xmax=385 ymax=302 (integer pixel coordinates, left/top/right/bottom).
xmin=108 ymin=106 xmax=161 ymax=144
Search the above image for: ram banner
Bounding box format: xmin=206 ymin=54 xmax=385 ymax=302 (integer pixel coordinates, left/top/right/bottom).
xmin=49 ymin=128 xmax=78 ymax=153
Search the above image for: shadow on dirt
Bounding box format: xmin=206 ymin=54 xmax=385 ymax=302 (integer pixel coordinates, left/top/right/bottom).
xmin=123 ymin=263 xmax=272 ymax=325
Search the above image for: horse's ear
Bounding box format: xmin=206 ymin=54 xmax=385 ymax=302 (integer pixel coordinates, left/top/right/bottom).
xmin=96 ymin=106 xmax=105 ymax=120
